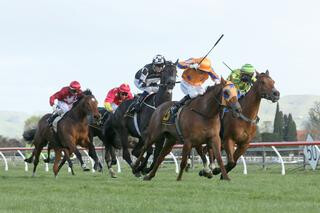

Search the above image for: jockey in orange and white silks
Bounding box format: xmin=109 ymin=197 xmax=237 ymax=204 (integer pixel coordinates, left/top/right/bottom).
xmin=170 ymin=57 xmax=220 ymax=114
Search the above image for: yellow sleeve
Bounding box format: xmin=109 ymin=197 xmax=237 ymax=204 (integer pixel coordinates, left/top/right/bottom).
xmin=104 ymin=102 xmax=113 ymax=112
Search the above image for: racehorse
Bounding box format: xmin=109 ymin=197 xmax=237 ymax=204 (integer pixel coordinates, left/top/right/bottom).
xmin=110 ymin=60 xmax=177 ymax=176
xmin=51 ymin=89 xmax=100 ymax=176
xmin=210 ymin=70 xmax=280 ymax=178
xmin=23 ymin=90 xmax=101 ymax=176
xmin=133 ymin=78 xmax=242 ymax=181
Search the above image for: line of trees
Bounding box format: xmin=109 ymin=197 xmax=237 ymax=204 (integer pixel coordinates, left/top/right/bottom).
xmin=260 ymin=103 xmax=297 ymax=142
xmin=304 ymin=101 xmax=320 ymax=140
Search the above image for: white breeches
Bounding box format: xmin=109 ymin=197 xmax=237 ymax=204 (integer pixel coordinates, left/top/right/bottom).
xmin=56 ymin=101 xmax=72 ymax=115
xmin=180 ymin=80 xmax=205 ymax=98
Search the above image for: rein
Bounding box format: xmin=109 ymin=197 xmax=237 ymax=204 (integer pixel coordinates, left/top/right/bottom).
xmin=238 ymin=113 xmax=260 ymax=125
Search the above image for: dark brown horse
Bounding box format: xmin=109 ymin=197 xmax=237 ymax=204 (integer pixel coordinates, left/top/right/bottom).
xmin=23 ymin=90 xmax=101 ymax=177
xmin=52 ymin=90 xmax=100 ymax=176
xmin=211 ymin=70 xmax=280 ymax=178
xmin=133 ymin=78 xmax=242 ymax=181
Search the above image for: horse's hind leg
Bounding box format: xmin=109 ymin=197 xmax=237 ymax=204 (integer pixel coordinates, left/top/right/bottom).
xmin=74 ymin=148 xmax=90 ymax=172
xmin=177 ymin=142 xmax=192 ymax=181
xmin=64 ymin=149 xmax=75 ymax=175
xmin=195 ymin=145 xmax=212 ymax=179
xmin=143 ymin=137 xmax=175 ymax=181
xmin=32 ymin=140 xmax=46 ymax=177
xmin=87 ymin=143 xmax=102 ymax=172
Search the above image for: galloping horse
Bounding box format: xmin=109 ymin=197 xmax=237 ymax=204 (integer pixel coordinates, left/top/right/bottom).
xmin=110 ymin=60 xmax=177 ymax=175
xmin=51 ymin=90 xmax=100 ymax=176
xmin=211 ymin=70 xmax=280 ymax=178
xmin=134 ymin=78 xmax=242 ymax=181
xmin=23 ymin=90 xmax=101 ymax=176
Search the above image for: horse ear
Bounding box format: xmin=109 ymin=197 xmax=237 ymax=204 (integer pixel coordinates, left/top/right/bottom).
xmin=255 ymin=70 xmax=260 ymax=77
xmin=220 ymin=77 xmax=226 ymax=85
xmin=265 ymin=69 xmax=269 ymax=76
xmin=174 ymin=59 xmax=179 ymax=66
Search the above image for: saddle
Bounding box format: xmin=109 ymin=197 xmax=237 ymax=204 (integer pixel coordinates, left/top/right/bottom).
xmin=127 ymin=93 xmax=154 ymax=115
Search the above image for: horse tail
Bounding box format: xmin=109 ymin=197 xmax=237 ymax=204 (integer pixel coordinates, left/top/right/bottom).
xmin=23 ymin=128 xmax=37 ymax=142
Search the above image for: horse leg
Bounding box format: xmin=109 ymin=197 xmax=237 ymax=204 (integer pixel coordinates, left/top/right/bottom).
xmin=25 ymin=149 xmax=35 ymax=163
xmin=74 ymin=148 xmax=90 ymax=172
xmin=143 ymin=137 xmax=175 ymax=181
xmin=144 ymin=137 xmax=165 ymax=174
xmin=31 ymin=140 xmax=46 ymax=177
xmin=53 ymin=149 xmax=62 ymax=177
xmin=195 ymin=145 xmax=212 ymax=179
xmin=225 ymin=142 xmax=250 ymax=174
xmin=64 ymin=148 xmax=75 ymax=176
xmin=43 ymin=145 xmax=51 ymax=163
xmin=212 ymin=138 xmax=234 ymax=175
xmin=87 ymin=142 xmax=102 ymax=172
xmin=208 ymin=146 xmax=216 ymax=171
xmin=177 ymin=142 xmax=192 ymax=181
xmin=211 ymin=135 xmax=230 ymax=181
xmin=104 ymin=144 xmax=117 ymax=178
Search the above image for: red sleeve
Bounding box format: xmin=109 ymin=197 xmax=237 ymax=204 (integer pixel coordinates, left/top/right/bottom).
xmin=49 ymin=87 xmax=69 ymax=106
xmin=104 ymin=88 xmax=117 ymax=103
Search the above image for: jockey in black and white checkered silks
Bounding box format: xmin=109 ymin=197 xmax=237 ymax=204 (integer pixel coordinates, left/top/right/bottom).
xmin=131 ymin=54 xmax=166 ymax=112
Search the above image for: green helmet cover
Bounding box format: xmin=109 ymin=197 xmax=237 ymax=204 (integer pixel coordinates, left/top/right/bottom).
xmin=240 ymin=64 xmax=255 ymax=74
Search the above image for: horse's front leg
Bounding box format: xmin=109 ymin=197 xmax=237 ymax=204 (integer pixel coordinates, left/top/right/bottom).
xmin=104 ymin=144 xmax=117 ymax=178
xmin=195 ymin=145 xmax=213 ymax=179
xmin=177 ymin=142 xmax=192 ymax=181
xmin=225 ymin=142 xmax=250 ymax=174
xmin=212 ymin=137 xmax=235 ymax=176
xmin=87 ymin=140 xmax=102 ymax=172
xmin=211 ymin=134 xmax=230 ymax=181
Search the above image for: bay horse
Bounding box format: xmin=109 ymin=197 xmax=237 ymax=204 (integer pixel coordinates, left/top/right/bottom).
xmin=110 ymin=60 xmax=178 ymax=175
xmin=134 ymin=78 xmax=242 ymax=181
xmin=51 ymin=89 xmax=101 ymax=176
xmin=211 ymin=70 xmax=280 ymax=178
xmin=23 ymin=90 xmax=101 ymax=176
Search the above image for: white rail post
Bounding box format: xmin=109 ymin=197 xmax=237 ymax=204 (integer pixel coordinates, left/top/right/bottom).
xmin=240 ymin=155 xmax=247 ymax=175
xmin=83 ymin=150 xmax=95 ymax=173
xmin=40 ymin=153 xmax=49 ymax=172
xmin=271 ymin=146 xmax=285 ymax=175
xmin=0 ymin=151 xmax=8 ymax=171
xmin=17 ymin=150 xmax=28 ymax=172
xmin=116 ymin=156 xmax=121 ymax=173
xmin=169 ymin=152 xmax=179 ymax=174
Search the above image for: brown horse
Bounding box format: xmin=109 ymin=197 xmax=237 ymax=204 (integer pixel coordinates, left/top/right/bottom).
xmin=51 ymin=90 xmax=100 ymax=176
xmin=211 ymin=70 xmax=280 ymax=178
xmin=133 ymin=78 xmax=242 ymax=181
xmin=23 ymin=90 xmax=100 ymax=177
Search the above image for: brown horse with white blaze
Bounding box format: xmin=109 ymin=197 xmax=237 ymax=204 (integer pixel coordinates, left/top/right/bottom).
xmin=134 ymin=78 xmax=242 ymax=181
xmin=211 ymin=70 xmax=280 ymax=177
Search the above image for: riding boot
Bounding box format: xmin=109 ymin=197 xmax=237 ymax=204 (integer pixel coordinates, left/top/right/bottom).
xmin=131 ymin=91 xmax=148 ymax=113
xmin=170 ymin=95 xmax=191 ymax=115
xmin=47 ymin=113 xmax=59 ymax=126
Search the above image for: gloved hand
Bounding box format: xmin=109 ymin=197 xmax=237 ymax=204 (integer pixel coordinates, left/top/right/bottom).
xmin=189 ymin=63 xmax=200 ymax=69
xmin=52 ymin=104 xmax=58 ymax=112
xmin=149 ymin=82 xmax=158 ymax=87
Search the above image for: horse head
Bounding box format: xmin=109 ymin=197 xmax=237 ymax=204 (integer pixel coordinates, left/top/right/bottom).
xmin=159 ymin=59 xmax=178 ymax=91
xmin=255 ymin=70 xmax=280 ymax=103
xmin=220 ymin=77 xmax=242 ymax=117
xmin=77 ymin=89 xmax=100 ymax=120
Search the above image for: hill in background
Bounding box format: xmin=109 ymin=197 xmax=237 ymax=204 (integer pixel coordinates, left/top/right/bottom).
xmin=0 ymin=95 xmax=319 ymax=138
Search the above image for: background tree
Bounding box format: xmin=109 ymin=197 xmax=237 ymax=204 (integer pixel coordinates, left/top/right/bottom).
xmin=273 ymin=103 xmax=284 ymax=140
xmin=284 ymin=113 xmax=297 ymax=141
xmin=24 ymin=115 xmax=41 ymax=131
xmin=304 ymin=101 xmax=320 ymax=139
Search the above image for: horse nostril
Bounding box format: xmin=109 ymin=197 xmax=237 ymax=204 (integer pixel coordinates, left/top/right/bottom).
xmin=273 ymin=91 xmax=280 ymax=97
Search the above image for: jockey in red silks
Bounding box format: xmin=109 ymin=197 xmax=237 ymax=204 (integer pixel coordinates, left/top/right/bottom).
xmin=104 ymin=83 xmax=133 ymax=113
xmin=47 ymin=81 xmax=83 ymax=125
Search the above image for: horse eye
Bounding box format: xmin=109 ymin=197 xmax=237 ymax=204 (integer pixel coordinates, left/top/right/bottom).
xmin=223 ymin=90 xmax=230 ymax=99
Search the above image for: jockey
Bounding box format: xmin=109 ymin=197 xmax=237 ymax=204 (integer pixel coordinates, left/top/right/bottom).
xmin=131 ymin=54 xmax=166 ymax=112
xmin=227 ymin=63 xmax=256 ymax=97
xmin=47 ymin=81 xmax=83 ymax=125
xmin=170 ymin=57 xmax=220 ymax=114
xmin=104 ymin=83 xmax=133 ymax=113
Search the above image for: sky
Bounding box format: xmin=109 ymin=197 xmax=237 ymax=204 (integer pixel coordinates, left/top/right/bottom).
xmin=0 ymin=0 xmax=319 ymax=113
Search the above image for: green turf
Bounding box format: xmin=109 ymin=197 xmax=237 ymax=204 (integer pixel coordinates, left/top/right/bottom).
xmin=0 ymin=163 xmax=320 ymax=213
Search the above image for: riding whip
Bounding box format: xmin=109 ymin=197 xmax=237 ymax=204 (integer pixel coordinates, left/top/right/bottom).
xmin=222 ymin=61 xmax=233 ymax=72
xmin=198 ymin=34 xmax=224 ymax=65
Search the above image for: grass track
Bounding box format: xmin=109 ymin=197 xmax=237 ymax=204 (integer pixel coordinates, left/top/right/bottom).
xmin=0 ymin=163 xmax=320 ymax=213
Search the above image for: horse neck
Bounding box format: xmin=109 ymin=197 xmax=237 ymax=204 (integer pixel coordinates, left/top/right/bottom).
xmin=154 ymin=85 xmax=172 ymax=106
xmin=192 ymin=87 xmax=221 ymax=118
xmin=241 ymin=84 xmax=261 ymax=119
xmin=69 ymin=102 xmax=89 ymax=122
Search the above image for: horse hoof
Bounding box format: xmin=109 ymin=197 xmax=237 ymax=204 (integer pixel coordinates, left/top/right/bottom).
xmin=212 ymin=168 xmax=220 ymax=175
xmin=143 ymin=175 xmax=151 ymax=181
xmin=199 ymin=170 xmax=204 ymax=177
xmin=207 ymin=174 xmax=213 ymax=179
xmin=25 ymin=158 xmax=33 ymax=164
xmin=82 ymin=168 xmax=90 ymax=172
xmin=220 ymin=175 xmax=231 ymax=181
xmin=134 ymin=172 xmax=142 ymax=178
